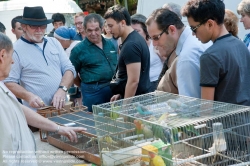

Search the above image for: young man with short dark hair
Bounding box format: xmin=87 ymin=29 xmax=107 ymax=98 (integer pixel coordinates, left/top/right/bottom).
xmin=104 ymin=5 xmax=151 ymax=101
xmin=11 ymin=16 xmax=23 ymax=40
xmin=183 ymin=0 xmax=250 ymax=105
xmin=0 ymin=22 xmax=6 ymax=34
xmin=47 ymin=13 xmax=65 ymax=37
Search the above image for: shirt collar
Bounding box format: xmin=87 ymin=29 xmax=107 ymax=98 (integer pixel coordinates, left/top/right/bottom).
xmin=85 ymin=36 xmax=106 ymax=46
xmin=20 ymin=36 xmax=47 ymax=45
xmin=0 ymin=81 xmax=19 ymax=101
xmin=0 ymin=81 xmax=9 ymax=94
xmin=176 ymin=26 xmax=190 ymax=56
xmin=213 ymin=33 xmax=231 ymax=43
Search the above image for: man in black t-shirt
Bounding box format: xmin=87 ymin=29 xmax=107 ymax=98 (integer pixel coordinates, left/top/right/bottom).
xmin=182 ymin=0 xmax=250 ymax=106
xmin=104 ymin=5 xmax=150 ymax=101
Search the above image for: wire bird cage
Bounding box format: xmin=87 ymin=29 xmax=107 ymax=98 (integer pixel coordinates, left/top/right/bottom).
xmin=92 ymin=91 xmax=250 ymax=166
xmin=43 ymin=108 xmax=135 ymax=165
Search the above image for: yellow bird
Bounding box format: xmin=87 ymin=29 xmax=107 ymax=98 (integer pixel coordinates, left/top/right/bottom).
xmin=149 ymin=152 xmax=165 ymax=166
xmin=157 ymin=112 xmax=169 ymax=123
xmin=152 ymin=155 xmax=165 ymax=166
xmin=102 ymin=136 xmax=117 ymax=144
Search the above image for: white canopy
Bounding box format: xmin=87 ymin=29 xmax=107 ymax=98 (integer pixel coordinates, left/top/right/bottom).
xmin=136 ymin=0 xmax=246 ymax=39
xmin=0 ymin=0 xmax=82 ymax=42
xmin=0 ymin=0 xmax=82 ymax=13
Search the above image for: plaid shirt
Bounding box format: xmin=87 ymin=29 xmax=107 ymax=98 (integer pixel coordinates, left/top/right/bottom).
xmin=243 ymin=33 xmax=250 ymax=47
xmin=70 ymin=37 xmax=117 ymax=84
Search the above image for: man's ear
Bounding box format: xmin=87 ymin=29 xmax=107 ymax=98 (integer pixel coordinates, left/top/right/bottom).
xmin=206 ymin=19 xmax=214 ymax=28
xmin=168 ymin=25 xmax=177 ymax=34
xmin=11 ymin=28 xmax=15 ymax=34
xmin=0 ymin=49 xmax=5 ymax=64
xmin=121 ymin=20 xmax=126 ymax=27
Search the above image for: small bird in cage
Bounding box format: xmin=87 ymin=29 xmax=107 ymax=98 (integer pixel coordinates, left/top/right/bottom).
xmin=101 ymin=136 xmax=117 ymax=145
xmin=149 ymin=152 xmax=165 ymax=166
xmin=157 ymin=112 xmax=169 ymax=124
xmin=133 ymin=102 xmax=153 ymax=115
xmin=110 ymin=103 xmax=120 ymax=119
xmin=167 ymin=99 xmax=188 ymax=111
xmin=141 ymin=124 xmax=153 ymax=139
xmin=84 ymin=137 xmax=98 ymax=148
xmin=152 ymin=125 xmax=173 ymax=143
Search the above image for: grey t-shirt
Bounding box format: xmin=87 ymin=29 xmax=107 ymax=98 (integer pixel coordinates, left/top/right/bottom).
xmin=200 ymin=34 xmax=250 ymax=105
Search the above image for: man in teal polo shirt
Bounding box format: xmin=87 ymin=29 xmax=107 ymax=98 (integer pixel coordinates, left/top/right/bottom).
xmin=70 ymin=13 xmax=117 ymax=112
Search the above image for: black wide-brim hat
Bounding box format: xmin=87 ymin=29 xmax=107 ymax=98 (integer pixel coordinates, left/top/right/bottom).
xmin=17 ymin=6 xmax=53 ymax=26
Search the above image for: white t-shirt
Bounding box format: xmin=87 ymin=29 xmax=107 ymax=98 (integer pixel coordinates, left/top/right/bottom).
xmin=149 ymin=41 xmax=163 ymax=82
xmin=66 ymin=41 xmax=80 ymax=57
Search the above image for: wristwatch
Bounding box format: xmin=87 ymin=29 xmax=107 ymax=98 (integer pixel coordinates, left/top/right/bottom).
xmin=59 ymin=86 xmax=68 ymax=92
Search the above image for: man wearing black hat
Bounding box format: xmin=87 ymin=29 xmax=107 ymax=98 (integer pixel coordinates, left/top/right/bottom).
xmin=4 ymin=6 xmax=76 ymax=111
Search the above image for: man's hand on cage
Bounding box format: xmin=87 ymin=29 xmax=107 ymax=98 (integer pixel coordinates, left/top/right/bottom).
xmin=110 ymin=94 xmax=121 ymax=102
xmin=51 ymin=88 xmax=67 ymax=110
xmin=58 ymin=126 xmax=87 ymax=143
xmin=27 ymin=93 xmax=45 ymax=108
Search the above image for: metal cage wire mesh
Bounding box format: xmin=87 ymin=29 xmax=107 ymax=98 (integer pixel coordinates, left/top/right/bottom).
xmin=92 ymin=91 xmax=250 ymax=166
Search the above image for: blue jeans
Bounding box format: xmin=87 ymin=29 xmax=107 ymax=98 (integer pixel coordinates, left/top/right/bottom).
xmin=81 ymin=82 xmax=112 ymax=112
xmin=149 ymin=80 xmax=158 ymax=92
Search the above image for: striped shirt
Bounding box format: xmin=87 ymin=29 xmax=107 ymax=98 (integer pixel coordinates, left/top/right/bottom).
xmin=4 ymin=37 xmax=76 ymax=110
xmin=243 ymin=33 xmax=250 ymax=51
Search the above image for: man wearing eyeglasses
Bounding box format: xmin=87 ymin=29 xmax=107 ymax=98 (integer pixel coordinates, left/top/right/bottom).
xmin=182 ymin=0 xmax=250 ymax=105
xmin=4 ymin=6 xmax=76 ymax=113
xmin=146 ymin=8 xmax=211 ymax=98
xmin=73 ymin=12 xmax=86 ymax=41
xmin=104 ymin=5 xmax=151 ymax=101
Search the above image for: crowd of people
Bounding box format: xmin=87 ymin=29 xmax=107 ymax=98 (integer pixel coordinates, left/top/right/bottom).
xmin=1 ymin=0 xmax=250 ymax=165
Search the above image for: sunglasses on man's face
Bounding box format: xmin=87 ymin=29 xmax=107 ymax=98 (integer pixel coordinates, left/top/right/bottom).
xmin=28 ymin=25 xmax=47 ymax=30
xmin=190 ymin=20 xmax=207 ymax=33
xmin=149 ymin=26 xmax=169 ymax=41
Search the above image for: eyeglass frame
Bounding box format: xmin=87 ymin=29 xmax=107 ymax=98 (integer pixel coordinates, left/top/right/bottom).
xmin=74 ymin=22 xmax=83 ymax=26
xmin=149 ymin=26 xmax=169 ymax=41
xmin=190 ymin=20 xmax=207 ymax=33
xmin=28 ymin=25 xmax=47 ymax=30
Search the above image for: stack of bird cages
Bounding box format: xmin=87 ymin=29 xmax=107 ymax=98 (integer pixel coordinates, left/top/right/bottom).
xmin=92 ymin=91 xmax=250 ymax=166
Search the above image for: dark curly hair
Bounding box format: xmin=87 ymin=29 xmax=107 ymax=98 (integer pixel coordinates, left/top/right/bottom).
xmin=104 ymin=5 xmax=131 ymax=26
xmin=182 ymin=0 xmax=225 ymax=25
